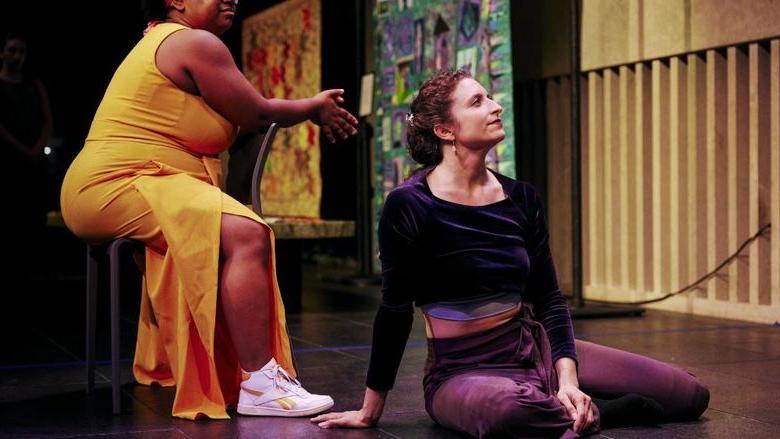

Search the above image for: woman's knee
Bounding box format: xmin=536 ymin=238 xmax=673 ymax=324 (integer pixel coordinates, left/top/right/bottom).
xmin=693 ymin=380 xmax=710 ymax=418
xmin=648 ymin=368 xmax=710 ymax=421
xmin=220 ymin=215 xmax=270 ymax=263
xmin=678 ymin=375 xmax=710 ymax=420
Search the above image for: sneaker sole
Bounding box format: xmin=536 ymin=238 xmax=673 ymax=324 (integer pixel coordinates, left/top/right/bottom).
xmin=237 ymin=399 xmax=334 ymax=417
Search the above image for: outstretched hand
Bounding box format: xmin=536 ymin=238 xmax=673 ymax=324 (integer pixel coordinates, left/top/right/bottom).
xmin=312 ymin=89 xmax=359 ymax=143
xmin=310 ymin=409 xmax=376 ymax=429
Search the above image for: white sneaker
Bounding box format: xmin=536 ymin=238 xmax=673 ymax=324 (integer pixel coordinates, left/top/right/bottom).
xmin=237 ymin=358 xmax=334 ymax=417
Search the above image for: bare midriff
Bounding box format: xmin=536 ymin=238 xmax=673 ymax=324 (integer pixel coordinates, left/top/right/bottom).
xmin=424 ymin=303 xmax=522 ymax=339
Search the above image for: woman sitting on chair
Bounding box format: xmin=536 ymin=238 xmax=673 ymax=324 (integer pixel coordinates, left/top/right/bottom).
xmin=312 ymin=69 xmax=709 ymax=437
xmin=60 ymin=0 xmax=357 ymax=420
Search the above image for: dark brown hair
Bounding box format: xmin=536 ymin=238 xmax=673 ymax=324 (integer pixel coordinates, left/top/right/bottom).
xmin=141 ymin=0 xmax=169 ymax=23
xmin=406 ymin=69 xmax=471 ymax=167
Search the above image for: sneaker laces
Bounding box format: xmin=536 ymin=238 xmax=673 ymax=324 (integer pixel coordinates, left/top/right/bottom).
xmin=266 ymin=364 xmax=309 ymax=397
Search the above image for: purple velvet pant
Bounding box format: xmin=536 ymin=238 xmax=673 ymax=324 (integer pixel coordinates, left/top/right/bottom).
xmin=423 ymin=310 xmax=710 ymax=438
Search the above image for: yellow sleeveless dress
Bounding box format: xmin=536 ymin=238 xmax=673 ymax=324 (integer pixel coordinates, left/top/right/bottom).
xmin=60 ymin=23 xmax=296 ymax=420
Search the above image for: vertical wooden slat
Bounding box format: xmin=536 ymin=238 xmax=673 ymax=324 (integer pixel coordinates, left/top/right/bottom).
xmin=652 ymin=60 xmax=670 ymax=295
xmin=546 ymin=78 xmax=573 ymax=295
xmin=603 ymin=69 xmax=619 ymax=294
xmin=546 ymin=78 xmax=561 ymax=274
xmin=619 ymin=66 xmax=635 ymax=294
xmin=748 ymin=43 xmax=771 ymax=306
xmin=635 ymin=63 xmax=653 ymax=296
xmin=588 ymin=72 xmax=605 ymax=293
xmin=603 ymin=70 xmax=614 ymax=292
xmin=560 ymin=77 xmax=573 ymax=294
xmin=727 ymin=46 xmax=750 ymax=303
xmin=581 ymin=74 xmax=591 ymax=293
xmin=669 ymin=57 xmax=687 ymax=294
xmin=771 ymin=40 xmax=780 ymax=308
xmin=707 ymin=50 xmax=729 ymax=301
xmin=687 ymin=53 xmax=708 ymax=298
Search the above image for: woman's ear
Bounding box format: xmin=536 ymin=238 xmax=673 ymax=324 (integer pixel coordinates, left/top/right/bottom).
xmin=433 ymin=124 xmax=454 ymax=143
xmin=169 ymin=0 xmax=185 ymax=12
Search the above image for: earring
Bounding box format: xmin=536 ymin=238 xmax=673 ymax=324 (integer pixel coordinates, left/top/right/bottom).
xmin=451 ymin=143 xmax=456 ymax=154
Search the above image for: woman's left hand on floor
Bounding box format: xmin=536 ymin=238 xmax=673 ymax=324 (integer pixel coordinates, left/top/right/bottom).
xmin=311 ymin=410 xmax=376 ymax=429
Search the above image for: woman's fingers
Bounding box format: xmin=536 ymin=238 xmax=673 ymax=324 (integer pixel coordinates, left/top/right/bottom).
xmin=572 ymin=395 xmax=591 ymax=432
xmin=318 ymin=419 xmax=337 ymax=428
xmin=322 ymin=126 xmax=336 ymax=143
xmin=585 ymin=403 xmax=596 ymax=431
xmin=311 ymin=412 xmax=338 ymax=423
xmin=323 ymin=88 xmax=345 ymax=99
xmin=336 ymin=118 xmax=356 ymax=136
xmin=330 ymin=123 xmax=348 ymax=140
xmin=311 ymin=411 xmax=370 ymax=429
xmin=558 ymin=393 xmax=578 ymax=424
xmin=340 ymin=108 xmax=359 ymax=126
xmin=313 ymin=412 xmax=345 ymax=428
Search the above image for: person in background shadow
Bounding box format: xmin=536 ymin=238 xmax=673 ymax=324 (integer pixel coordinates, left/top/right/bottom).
xmin=0 ymin=32 xmax=53 ymax=290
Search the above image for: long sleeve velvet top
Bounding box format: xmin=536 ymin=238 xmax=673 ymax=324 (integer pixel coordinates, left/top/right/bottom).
xmin=366 ymin=168 xmax=577 ymax=391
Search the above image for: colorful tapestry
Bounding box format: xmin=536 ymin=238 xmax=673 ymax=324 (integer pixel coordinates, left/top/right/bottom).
xmin=242 ymin=0 xmax=322 ymax=217
xmin=372 ymin=0 xmax=515 ymax=267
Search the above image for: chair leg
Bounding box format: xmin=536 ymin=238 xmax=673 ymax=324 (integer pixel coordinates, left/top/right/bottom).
xmin=108 ymin=239 xmax=125 ymax=415
xmin=85 ymin=244 xmax=98 ymax=394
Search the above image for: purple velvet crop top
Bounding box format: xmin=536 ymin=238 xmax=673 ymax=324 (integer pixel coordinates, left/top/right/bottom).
xmin=365 ymin=168 xmax=577 ymax=391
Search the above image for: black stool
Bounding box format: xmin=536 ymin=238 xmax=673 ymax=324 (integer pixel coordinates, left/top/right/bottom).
xmin=85 ymin=238 xmax=141 ymax=415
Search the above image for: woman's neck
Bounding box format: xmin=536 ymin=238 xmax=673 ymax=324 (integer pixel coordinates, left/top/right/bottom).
xmin=433 ymin=143 xmax=491 ymax=192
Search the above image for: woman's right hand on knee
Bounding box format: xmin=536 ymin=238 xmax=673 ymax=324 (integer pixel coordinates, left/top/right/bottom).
xmin=557 ymin=384 xmax=597 ymax=433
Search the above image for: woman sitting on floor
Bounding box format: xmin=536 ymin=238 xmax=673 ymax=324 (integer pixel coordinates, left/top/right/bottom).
xmin=312 ymin=69 xmax=709 ymax=437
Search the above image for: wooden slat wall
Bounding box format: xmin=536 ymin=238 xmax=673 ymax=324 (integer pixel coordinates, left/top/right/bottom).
xmin=545 ymin=38 xmax=780 ymax=323
xmin=546 ymin=77 xmax=573 ymax=295
xmin=771 ymin=40 xmax=780 ymax=310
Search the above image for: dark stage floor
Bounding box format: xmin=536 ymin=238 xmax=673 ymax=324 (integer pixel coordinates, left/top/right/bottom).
xmin=2 ymin=249 xmax=779 ymax=438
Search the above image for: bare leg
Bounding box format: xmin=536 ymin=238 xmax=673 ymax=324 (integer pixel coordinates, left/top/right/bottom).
xmin=219 ymin=214 xmax=273 ymax=371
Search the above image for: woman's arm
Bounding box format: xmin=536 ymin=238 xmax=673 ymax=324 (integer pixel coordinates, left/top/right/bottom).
xmin=555 ymin=357 xmax=594 ymax=432
xmin=523 ymin=184 xmax=577 ymax=365
xmin=311 ymin=189 xmax=421 ymax=428
xmin=522 ymin=183 xmax=595 ymax=432
xmin=159 ymin=29 xmax=357 ymax=142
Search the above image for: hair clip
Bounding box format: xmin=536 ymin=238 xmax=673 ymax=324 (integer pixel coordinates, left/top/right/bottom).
xmin=405 ymin=112 xmax=414 ymax=126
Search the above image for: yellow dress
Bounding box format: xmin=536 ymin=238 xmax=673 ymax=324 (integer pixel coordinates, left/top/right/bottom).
xmin=60 ymin=23 xmax=296 ymax=420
